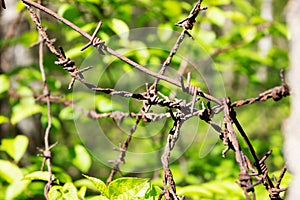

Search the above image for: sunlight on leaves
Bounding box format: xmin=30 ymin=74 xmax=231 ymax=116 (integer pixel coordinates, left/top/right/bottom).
xmin=0 ymin=135 xmax=28 ymax=163
xmin=0 ymin=160 xmax=23 ymax=183
xmin=71 ymin=145 xmax=92 ymax=173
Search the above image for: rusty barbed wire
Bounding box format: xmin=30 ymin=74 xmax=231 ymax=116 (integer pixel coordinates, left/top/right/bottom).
xmin=24 ymin=4 xmax=82 ymax=89
xmin=227 ymin=97 xmax=287 ymax=199
xmin=160 ymin=111 xmax=183 ymax=200
xmin=33 ymin=1 xmax=57 ymax=198
xmin=175 ymin=0 xmax=207 ymax=38
xmin=18 ymin=0 xmax=291 ymax=199
xmin=106 ymin=0 xmax=208 ymax=186
xmin=232 ymin=70 xmax=289 ymax=107
xmin=223 ymin=98 xmax=255 ymax=200
xmin=22 ymin=0 xmax=223 ymax=106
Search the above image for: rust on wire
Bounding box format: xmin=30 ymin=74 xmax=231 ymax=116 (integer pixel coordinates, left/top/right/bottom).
xmin=175 ymin=0 xmax=207 ymax=38
xmin=232 ymin=70 xmax=290 ymax=107
xmin=81 ymin=20 xmax=105 ymax=54
xmin=20 ymin=0 xmax=291 ymax=199
xmin=22 ymin=0 xmax=222 ymax=106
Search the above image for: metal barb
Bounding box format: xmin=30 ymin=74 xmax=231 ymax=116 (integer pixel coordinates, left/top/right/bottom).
xmin=81 ymin=21 xmax=105 ymax=54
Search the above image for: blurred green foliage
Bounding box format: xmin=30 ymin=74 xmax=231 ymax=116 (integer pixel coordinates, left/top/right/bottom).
xmin=0 ymin=0 xmax=290 ymax=199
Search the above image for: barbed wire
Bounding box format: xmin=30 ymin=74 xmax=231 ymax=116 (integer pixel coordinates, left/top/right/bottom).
xmin=17 ymin=0 xmax=291 ymax=199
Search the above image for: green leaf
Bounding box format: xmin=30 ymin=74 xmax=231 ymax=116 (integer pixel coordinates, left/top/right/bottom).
xmin=177 ymin=180 xmax=245 ymax=199
xmin=126 ymin=40 xmax=149 ymax=65
xmin=54 ymin=170 xmax=72 ymax=184
xmin=270 ymin=22 xmax=288 ymax=38
xmin=12 ymin=69 xmax=42 ymax=86
xmin=0 ymin=160 xmax=23 ymax=183
xmin=207 ymin=0 xmax=230 ymax=6
xmin=74 ymin=178 xmax=99 ymax=191
xmin=0 ymin=74 xmax=9 ymax=94
xmin=41 ymin=115 xmax=61 ymax=131
xmin=1 ymin=135 xmax=29 ymax=162
xmin=77 ymin=186 xmax=87 ymax=200
xmin=10 ymin=31 xmax=39 ymax=47
xmin=80 ymin=2 xmax=102 ymax=19
xmin=66 ymin=22 xmax=96 ymax=42
xmin=232 ymin=0 xmax=254 ymax=16
xmin=62 ymin=183 xmax=78 ymax=200
xmin=0 ymin=115 xmax=9 ymax=124
xmin=206 ymin=7 xmax=226 ymax=27
xmin=76 ymin=0 xmax=101 ymax=4
xmin=23 ymin=171 xmax=56 ymax=183
xmin=108 ymin=177 xmax=149 ymax=198
xmin=71 ymin=145 xmax=92 ymax=173
xmin=6 ymin=180 xmax=30 ymax=200
xmin=59 ymin=107 xmax=74 ymax=120
xmin=57 ymin=4 xmax=80 ymax=22
xmin=240 ymin=26 xmax=257 ymax=43
xmin=11 ymin=102 xmax=43 ymax=125
xmin=197 ymin=30 xmax=216 ymax=46
xmin=163 ymin=1 xmax=182 ymax=18
xmin=65 ymin=43 xmax=86 ymax=58
xmin=95 ymin=96 xmax=113 ymax=112
xmin=16 ymin=1 xmax=25 ymax=11
xmin=145 ymin=185 xmax=162 ymax=199
xmin=87 ymin=196 xmax=109 ymax=200
xmin=82 ymin=174 xmax=108 ymax=196
xmin=48 ymin=185 xmax=63 ymax=200
xmin=177 ymin=185 xmax=213 ymax=198
xmin=110 ymin=18 xmax=129 ymax=40
xmin=48 ymin=183 xmax=78 ymax=200
xmin=225 ymin=11 xmax=247 ymax=22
